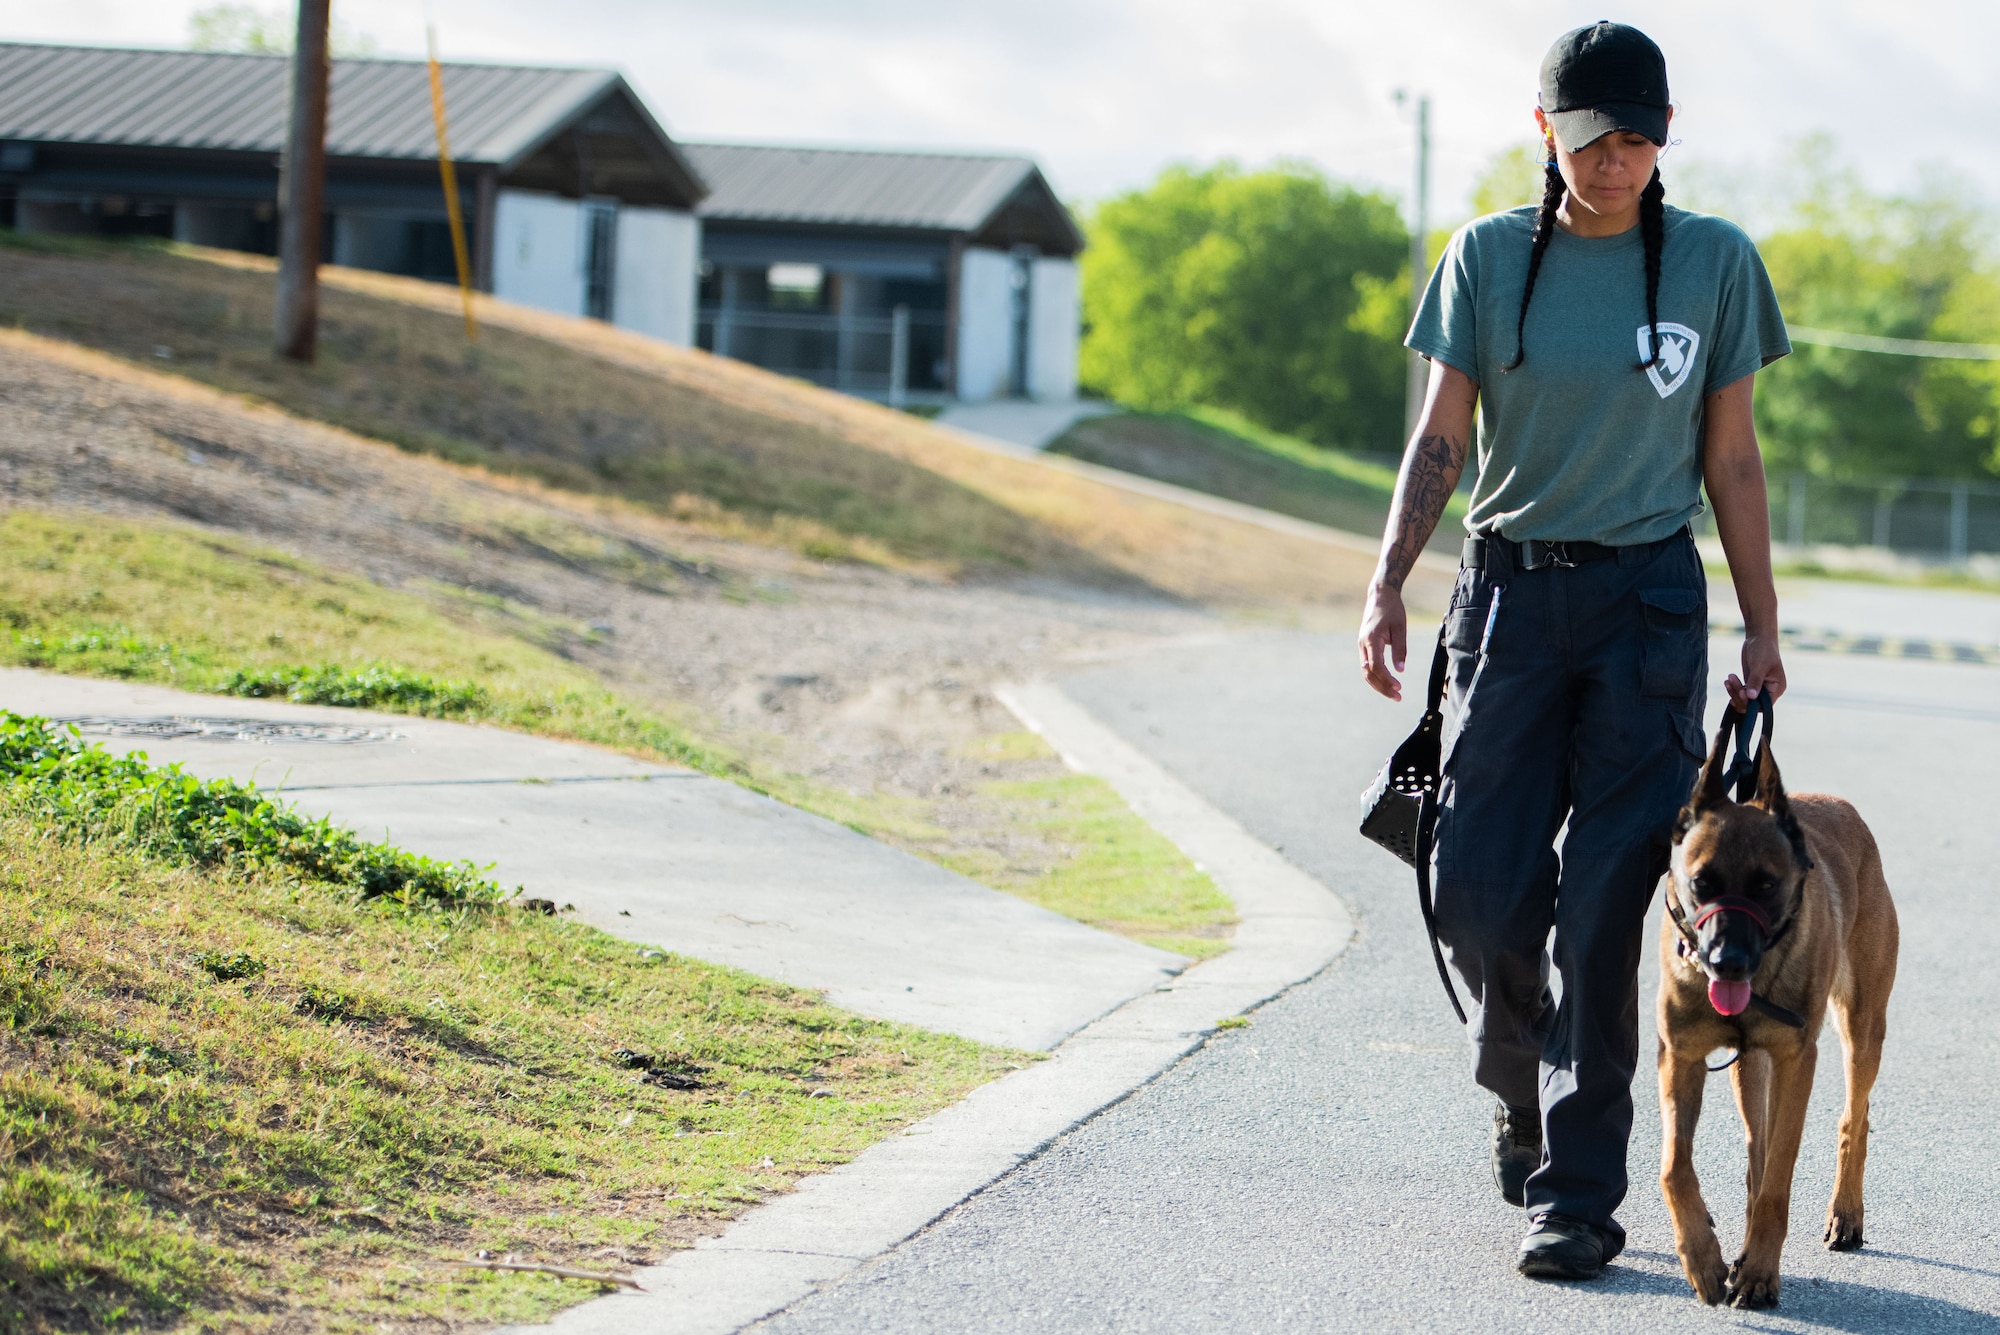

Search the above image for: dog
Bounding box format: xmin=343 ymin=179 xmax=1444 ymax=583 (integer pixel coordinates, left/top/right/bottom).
xmin=1656 ymin=703 xmax=1898 ymax=1308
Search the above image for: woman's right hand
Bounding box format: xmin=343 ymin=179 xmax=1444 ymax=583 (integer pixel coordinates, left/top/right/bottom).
xmin=1359 ymin=580 xmax=1409 ymax=701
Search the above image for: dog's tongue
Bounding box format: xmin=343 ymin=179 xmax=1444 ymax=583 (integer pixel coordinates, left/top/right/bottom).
xmin=1709 ymin=978 xmax=1753 ymax=1017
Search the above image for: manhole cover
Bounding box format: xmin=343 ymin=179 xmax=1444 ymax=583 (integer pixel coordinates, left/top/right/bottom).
xmin=57 ymin=716 xmax=404 ymax=745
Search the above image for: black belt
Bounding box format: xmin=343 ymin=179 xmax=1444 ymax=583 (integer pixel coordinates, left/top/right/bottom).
xmin=1462 ymin=527 xmax=1686 ymax=572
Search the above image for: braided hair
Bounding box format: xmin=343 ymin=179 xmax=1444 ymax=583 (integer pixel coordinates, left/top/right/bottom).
xmin=1636 ymin=167 xmax=1666 ymax=369
xmin=1503 ymin=160 xmax=1669 ymax=373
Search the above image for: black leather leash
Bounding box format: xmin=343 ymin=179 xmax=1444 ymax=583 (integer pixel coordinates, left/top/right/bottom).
xmin=1413 ymin=628 xmax=1468 ymax=1025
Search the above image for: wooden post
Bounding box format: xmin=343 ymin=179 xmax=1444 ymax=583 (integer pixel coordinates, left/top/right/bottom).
xmin=275 ymin=0 xmax=331 ymax=362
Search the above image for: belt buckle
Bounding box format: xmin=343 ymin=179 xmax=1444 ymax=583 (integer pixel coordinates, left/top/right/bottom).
xmin=1525 ymin=540 xmax=1574 ymax=570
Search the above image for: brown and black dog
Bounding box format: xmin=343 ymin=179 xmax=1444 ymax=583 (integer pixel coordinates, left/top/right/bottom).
xmin=1656 ymin=704 xmax=1899 ymax=1308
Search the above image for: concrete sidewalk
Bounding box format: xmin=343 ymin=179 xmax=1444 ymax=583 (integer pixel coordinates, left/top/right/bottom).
xmin=933 ymin=399 xmax=1117 ymax=452
xmin=0 ymin=669 xmax=1183 ymax=1051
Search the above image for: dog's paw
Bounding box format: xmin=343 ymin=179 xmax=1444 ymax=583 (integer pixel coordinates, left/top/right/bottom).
xmin=1685 ymin=1257 xmax=1728 ymax=1305
xmin=1726 ymin=1260 xmax=1781 ymax=1310
xmin=1824 ymin=1211 xmax=1865 ymax=1252
xmin=1676 ymin=1234 xmax=1730 ymax=1305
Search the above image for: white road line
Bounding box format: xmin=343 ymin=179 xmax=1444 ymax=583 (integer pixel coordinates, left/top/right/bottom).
xmin=507 ymin=683 xmax=1355 ymax=1335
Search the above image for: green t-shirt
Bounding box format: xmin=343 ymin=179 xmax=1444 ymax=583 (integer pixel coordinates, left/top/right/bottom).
xmin=1407 ymin=203 xmax=1790 ymax=547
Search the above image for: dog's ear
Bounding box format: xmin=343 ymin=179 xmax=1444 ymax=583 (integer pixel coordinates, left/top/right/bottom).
xmin=1748 ymin=734 xmax=1786 ymax=814
xmin=1749 ymin=737 xmax=1812 ymax=870
xmin=1689 ymin=709 xmax=1735 ymax=812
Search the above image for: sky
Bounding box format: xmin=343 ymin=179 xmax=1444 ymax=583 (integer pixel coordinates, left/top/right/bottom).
xmin=7 ymin=0 xmax=1998 ymax=228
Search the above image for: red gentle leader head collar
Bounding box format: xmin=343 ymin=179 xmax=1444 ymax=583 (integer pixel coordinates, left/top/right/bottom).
xmin=1691 ymin=894 xmax=1774 ymax=938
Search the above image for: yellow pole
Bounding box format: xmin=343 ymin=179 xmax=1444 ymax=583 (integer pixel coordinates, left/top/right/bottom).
xmin=427 ymin=26 xmax=477 ymax=341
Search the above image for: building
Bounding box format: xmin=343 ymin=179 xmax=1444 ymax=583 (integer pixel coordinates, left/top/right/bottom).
xmin=683 ymin=143 xmax=1084 ymax=404
xmin=0 ymin=41 xmax=707 ymax=343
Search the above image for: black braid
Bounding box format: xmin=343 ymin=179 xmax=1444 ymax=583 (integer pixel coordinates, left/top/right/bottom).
xmin=1637 ymin=167 xmax=1666 ymax=369
xmin=1503 ymin=159 xmax=1566 ymax=372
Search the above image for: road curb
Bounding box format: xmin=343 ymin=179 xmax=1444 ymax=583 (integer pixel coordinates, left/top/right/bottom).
xmin=508 ymin=683 xmax=1355 ymax=1335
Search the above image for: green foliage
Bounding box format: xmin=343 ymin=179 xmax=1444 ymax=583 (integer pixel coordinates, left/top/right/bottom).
xmin=187 ymin=3 xmax=378 ymax=56
xmin=220 ymin=662 xmax=488 ymax=715
xmin=1691 ymin=139 xmax=2000 ymax=480
xmin=0 ymin=713 xmax=498 ymax=909
xmin=1472 ymin=143 xmax=1546 ymax=217
xmin=192 ymin=950 xmax=265 ymax=982
xmin=1079 ymin=161 xmax=1411 ymax=453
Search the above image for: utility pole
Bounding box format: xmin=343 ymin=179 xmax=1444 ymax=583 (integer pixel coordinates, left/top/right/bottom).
xmin=1403 ymin=93 xmax=1431 ymax=446
xmin=275 ymin=0 xmax=331 ymax=362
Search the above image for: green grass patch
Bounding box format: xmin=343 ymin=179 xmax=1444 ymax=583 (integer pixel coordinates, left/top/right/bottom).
xmin=0 ymin=712 xmax=496 ymax=910
xmin=915 ymin=732 xmax=1235 ymax=959
xmin=0 ymin=509 xmax=737 ymax=778
xmin=0 ymin=813 xmax=1015 ymax=1332
xmin=219 ymin=662 xmax=489 ymax=714
xmin=1049 ymin=408 xmax=1466 ymax=550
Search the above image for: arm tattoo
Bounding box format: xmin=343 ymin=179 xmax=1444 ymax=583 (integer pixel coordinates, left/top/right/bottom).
xmin=1378 ymin=432 xmax=1467 ymax=590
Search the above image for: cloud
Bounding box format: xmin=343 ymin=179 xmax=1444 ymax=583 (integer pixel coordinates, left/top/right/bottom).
xmin=1 ymin=0 xmax=1994 ymax=220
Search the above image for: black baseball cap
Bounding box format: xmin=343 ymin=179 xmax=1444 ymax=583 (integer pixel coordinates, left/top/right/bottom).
xmin=1539 ymin=22 xmax=1669 ymax=151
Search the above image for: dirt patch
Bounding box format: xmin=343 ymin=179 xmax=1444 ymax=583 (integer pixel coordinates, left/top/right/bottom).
xmin=0 ymin=332 xmax=1247 ymax=804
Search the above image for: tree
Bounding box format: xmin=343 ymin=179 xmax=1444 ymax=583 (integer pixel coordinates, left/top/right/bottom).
xmin=1078 ymin=161 xmax=1410 ymax=453
xmin=1471 ymin=143 xmax=1544 ymax=217
xmin=188 ymin=3 xmax=378 ymax=57
xmin=1743 ymin=143 xmax=2000 ymax=480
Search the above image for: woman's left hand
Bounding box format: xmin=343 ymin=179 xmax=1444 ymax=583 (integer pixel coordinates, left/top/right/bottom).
xmin=1725 ymin=633 xmax=1786 ymax=710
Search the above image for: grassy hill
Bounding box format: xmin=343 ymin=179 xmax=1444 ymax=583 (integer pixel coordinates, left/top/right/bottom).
xmin=1049 ymin=407 xmax=1468 ymax=554
xmin=0 ymin=234 xmax=1386 ymax=608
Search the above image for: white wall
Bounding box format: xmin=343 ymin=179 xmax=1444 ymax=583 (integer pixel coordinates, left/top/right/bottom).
xmin=955 ymin=246 xmax=1015 ymax=402
xmin=493 ymin=189 xmax=583 ymax=317
xmin=1026 ymin=257 xmax=1080 ymax=402
xmin=613 ymin=206 xmax=698 ymax=346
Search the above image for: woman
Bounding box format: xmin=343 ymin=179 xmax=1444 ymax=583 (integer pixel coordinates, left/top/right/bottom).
xmin=1358 ymin=21 xmax=1790 ymax=1281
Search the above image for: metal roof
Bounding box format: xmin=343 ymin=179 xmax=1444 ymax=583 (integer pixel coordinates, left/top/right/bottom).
xmin=0 ymin=41 xmax=658 ymax=171
xmin=685 ymin=142 xmax=1068 ymax=239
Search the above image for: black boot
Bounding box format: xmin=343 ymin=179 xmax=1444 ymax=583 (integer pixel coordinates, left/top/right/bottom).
xmin=1517 ymin=1213 xmax=1623 ymax=1280
xmin=1491 ymin=1101 xmax=1541 ymax=1207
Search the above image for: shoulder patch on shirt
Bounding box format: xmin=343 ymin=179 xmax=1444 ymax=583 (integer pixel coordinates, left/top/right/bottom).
xmin=1639 ymin=322 xmax=1700 ymax=398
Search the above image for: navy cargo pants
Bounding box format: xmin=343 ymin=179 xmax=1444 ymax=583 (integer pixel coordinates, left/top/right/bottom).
xmin=1431 ymin=528 xmax=1708 ymax=1240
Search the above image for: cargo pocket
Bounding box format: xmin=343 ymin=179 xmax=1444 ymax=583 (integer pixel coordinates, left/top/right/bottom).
xmin=1639 ymin=587 xmax=1704 ymax=698
xmin=1445 ymin=601 xmax=1486 ymax=654
xmin=1440 ymin=583 xmax=1499 ymax=775
xmin=1671 ymin=708 xmax=1708 ymax=762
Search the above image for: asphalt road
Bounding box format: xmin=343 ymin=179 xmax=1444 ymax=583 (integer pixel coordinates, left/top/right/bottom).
xmin=762 ymin=617 xmax=2000 ymax=1332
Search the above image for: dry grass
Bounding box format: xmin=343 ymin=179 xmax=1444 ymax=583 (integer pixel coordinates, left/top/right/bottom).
xmin=0 ymin=816 xmax=1017 ymax=1333
xmin=0 ymin=234 xmax=1415 ymax=610
xmin=334 ymin=258 xmax=1395 ymax=608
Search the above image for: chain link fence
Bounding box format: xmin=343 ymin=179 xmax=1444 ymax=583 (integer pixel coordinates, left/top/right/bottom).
xmin=1692 ymin=474 xmax=2000 ymax=568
